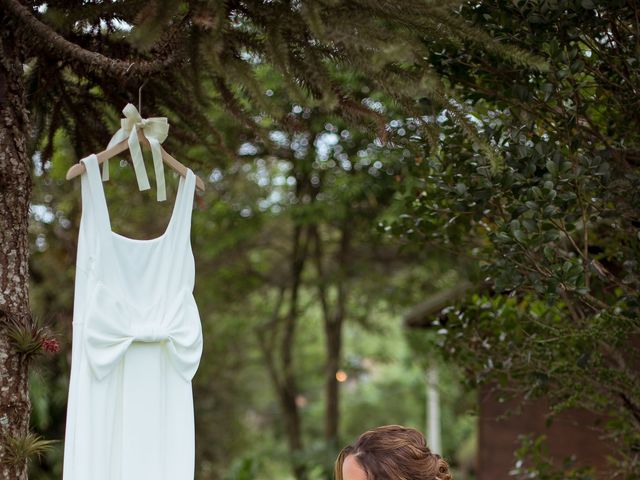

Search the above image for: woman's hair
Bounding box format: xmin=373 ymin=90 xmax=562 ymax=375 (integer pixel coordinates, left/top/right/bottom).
xmin=334 ymin=425 xmax=452 ymax=480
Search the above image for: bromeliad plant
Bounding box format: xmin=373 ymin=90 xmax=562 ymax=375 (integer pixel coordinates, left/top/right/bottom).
xmin=2 ymin=431 xmax=57 ymax=470
xmin=3 ymin=312 xmax=59 ymax=359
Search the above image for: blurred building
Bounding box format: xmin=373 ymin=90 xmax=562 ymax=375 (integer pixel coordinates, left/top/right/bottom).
xmin=405 ymin=284 xmax=612 ymax=479
xmin=476 ymin=384 xmax=610 ymax=479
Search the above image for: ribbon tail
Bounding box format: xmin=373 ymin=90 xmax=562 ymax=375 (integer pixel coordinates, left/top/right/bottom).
xmin=128 ymin=127 xmax=151 ymax=192
xmin=101 ymin=159 xmax=110 ymax=182
xmin=149 ymin=138 xmax=166 ymax=202
xmin=102 ymin=130 xmax=119 ymax=183
xmin=103 ymin=128 xmax=128 ymax=182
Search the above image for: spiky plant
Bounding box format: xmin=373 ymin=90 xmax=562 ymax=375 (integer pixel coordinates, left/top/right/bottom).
xmin=2 ymin=431 xmax=57 ymax=468
xmin=3 ymin=313 xmax=51 ymax=359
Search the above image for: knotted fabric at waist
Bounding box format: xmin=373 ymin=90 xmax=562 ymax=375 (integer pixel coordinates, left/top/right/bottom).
xmin=83 ymin=282 xmax=203 ymax=382
xmin=130 ymin=325 xmax=170 ymax=343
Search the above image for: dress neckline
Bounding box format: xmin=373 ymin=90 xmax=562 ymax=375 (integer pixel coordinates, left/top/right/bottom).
xmin=87 ymin=153 xmax=192 ymax=245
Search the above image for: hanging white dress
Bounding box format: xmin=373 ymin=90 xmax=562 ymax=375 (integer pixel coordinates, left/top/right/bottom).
xmin=63 ymin=153 xmax=203 ymax=480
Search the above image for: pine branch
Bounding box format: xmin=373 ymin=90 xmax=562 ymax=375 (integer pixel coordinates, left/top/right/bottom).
xmin=1 ymin=0 xmax=183 ymax=80
xmin=213 ymin=76 xmax=260 ymax=131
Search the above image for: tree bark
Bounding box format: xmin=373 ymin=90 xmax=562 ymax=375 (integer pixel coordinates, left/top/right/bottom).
xmin=0 ymin=16 xmax=33 ymax=480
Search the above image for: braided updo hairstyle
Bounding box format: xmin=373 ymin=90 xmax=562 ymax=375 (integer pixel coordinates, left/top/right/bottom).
xmin=334 ymin=425 xmax=452 ymax=480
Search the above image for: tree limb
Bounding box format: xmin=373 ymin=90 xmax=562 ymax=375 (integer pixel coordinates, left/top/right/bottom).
xmin=1 ymin=0 xmax=182 ymax=79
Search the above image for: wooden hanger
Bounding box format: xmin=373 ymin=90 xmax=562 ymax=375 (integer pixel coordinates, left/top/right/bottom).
xmin=65 ymin=131 xmax=206 ymax=192
xmin=66 ymin=80 xmax=205 ymax=193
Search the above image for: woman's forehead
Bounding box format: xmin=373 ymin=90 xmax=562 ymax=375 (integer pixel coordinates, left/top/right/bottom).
xmin=342 ymin=454 xmax=368 ymax=480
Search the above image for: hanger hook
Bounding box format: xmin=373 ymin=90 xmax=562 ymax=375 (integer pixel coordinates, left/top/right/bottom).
xmin=138 ymin=79 xmax=149 ymax=116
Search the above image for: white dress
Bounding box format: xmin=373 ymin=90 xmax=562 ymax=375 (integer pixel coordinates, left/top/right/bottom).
xmin=63 ymin=153 xmax=203 ymax=480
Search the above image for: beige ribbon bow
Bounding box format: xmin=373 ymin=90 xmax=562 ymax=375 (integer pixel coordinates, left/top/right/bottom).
xmin=102 ymin=103 xmax=169 ymax=201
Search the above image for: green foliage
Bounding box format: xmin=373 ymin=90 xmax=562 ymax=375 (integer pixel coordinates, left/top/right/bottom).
xmin=389 ymin=0 xmax=640 ymax=476
xmin=510 ymin=435 xmax=595 ymax=480
xmin=225 ymin=457 xmax=268 ymax=480
xmin=438 ymin=293 xmax=638 ymax=410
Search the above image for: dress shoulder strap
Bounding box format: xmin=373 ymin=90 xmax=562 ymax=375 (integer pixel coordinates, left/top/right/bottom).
xmin=79 ymin=154 xmax=112 ymax=234
xmin=169 ymin=169 xmax=196 ymax=243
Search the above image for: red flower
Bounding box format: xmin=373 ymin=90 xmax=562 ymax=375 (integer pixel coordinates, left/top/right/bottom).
xmin=42 ymin=338 xmax=60 ymax=354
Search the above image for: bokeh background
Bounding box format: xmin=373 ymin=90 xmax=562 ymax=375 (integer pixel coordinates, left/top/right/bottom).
xmin=6 ymin=1 xmax=639 ymax=479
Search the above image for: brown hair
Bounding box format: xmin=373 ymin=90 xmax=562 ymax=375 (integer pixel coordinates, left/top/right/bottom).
xmin=334 ymin=425 xmax=452 ymax=480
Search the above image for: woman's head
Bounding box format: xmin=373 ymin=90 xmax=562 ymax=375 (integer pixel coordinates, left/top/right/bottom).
xmin=335 ymin=425 xmax=452 ymax=480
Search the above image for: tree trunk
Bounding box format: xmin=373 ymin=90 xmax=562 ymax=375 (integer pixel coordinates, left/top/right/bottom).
xmin=324 ymin=318 xmax=342 ymax=447
xmin=311 ymin=223 xmax=350 ymax=449
xmin=0 ymin=17 xmax=33 ymax=480
xmin=324 ymin=225 xmax=350 ymax=448
xmin=279 ymin=381 xmax=306 ymax=480
xmin=279 ymin=223 xmax=307 ymax=480
xmin=257 ymin=224 xmax=309 ymax=480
